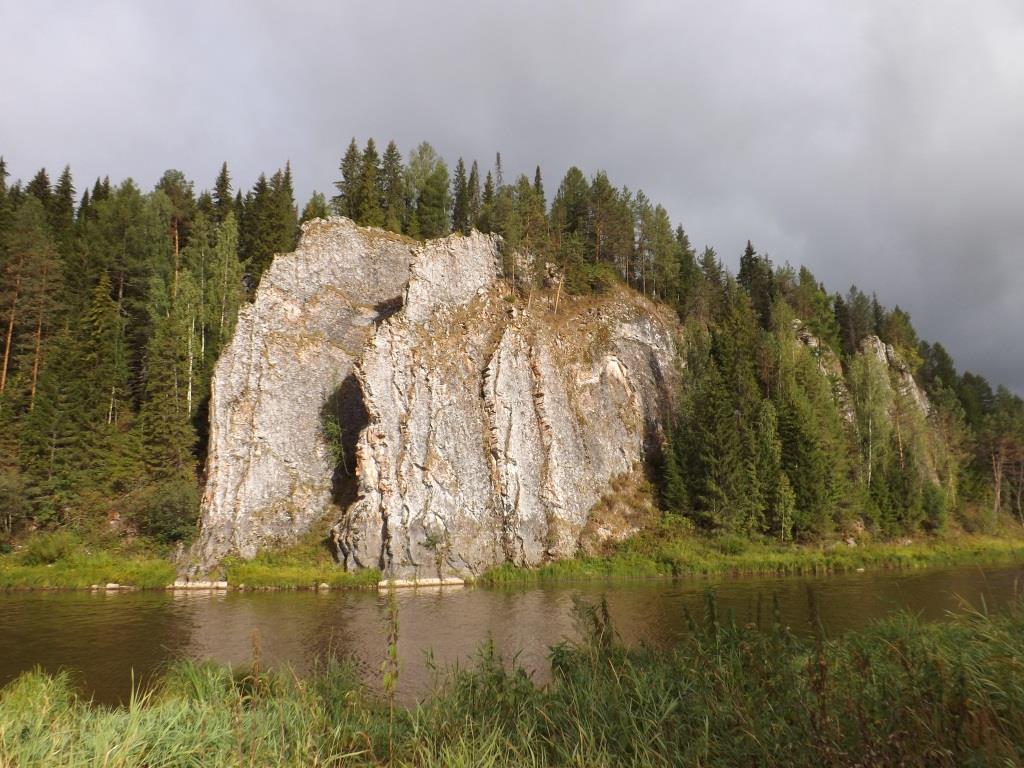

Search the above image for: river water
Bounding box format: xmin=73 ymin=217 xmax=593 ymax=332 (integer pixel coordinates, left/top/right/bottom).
xmin=1 ymin=564 xmax=1021 ymax=705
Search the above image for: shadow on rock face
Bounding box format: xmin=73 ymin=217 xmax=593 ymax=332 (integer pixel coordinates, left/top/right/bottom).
xmin=320 ymin=373 xmax=369 ymax=514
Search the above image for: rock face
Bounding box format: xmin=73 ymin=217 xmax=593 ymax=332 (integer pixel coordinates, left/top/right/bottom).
xmin=193 ymin=220 xmax=414 ymax=566
xmin=194 ymin=218 xmax=679 ymax=575
xmin=860 ymin=335 xmax=930 ymax=415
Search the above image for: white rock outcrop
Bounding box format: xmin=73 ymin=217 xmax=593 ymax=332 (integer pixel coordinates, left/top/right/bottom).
xmin=193 ymin=220 xmax=415 ymax=566
xmin=194 ymin=218 xmax=679 ymax=575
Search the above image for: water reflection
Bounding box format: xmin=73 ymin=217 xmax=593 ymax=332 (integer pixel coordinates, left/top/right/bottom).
xmin=1 ymin=564 xmax=1021 ymax=705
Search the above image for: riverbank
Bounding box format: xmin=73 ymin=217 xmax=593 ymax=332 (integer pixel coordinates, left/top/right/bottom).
xmin=0 ymin=539 xmax=379 ymax=591
xmin=3 ymin=527 xmax=1023 ymax=591
xmin=481 ymin=526 xmax=1024 ymax=585
xmin=3 ymin=596 xmax=1022 ymax=766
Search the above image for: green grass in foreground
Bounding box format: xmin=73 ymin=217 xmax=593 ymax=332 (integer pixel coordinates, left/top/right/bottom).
xmin=3 ymin=596 xmax=1024 ymax=766
xmin=481 ymin=521 xmax=1024 ymax=585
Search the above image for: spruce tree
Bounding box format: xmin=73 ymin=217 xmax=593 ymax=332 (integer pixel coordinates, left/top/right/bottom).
xmin=416 ymin=161 xmax=450 ymax=239
xmin=269 ymin=163 xmax=298 ymax=253
xmin=212 ymin=162 xmax=233 ymax=225
xmin=333 ymin=138 xmax=361 ymax=219
xmin=467 ymin=160 xmax=482 ymax=230
xmin=50 ymin=166 xmax=76 ymax=257
xmin=478 ymin=170 xmax=495 ymax=232
xmin=451 ymin=158 xmax=470 ymax=234
xmin=356 ymin=139 xmax=383 ymax=227
xmin=25 ymin=169 xmax=51 ymax=210
xmin=380 ymin=140 xmax=406 ymax=233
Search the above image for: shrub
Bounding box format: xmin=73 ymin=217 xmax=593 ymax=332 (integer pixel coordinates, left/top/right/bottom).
xmin=20 ymin=531 xmax=80 ymax=565
xmin=922 ymin=482 xmax=949 ymax=532
xmin=0 ymin=468 xmax=29 ymax=537
xmin=131 ymin=479 xmax=199 ymax=544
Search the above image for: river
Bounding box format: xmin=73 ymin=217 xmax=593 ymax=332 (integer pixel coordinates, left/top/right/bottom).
xmin=1 ymin=563 xmax=1021 ymax=705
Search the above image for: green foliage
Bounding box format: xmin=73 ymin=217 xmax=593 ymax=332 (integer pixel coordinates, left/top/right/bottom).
xmin=20 ymin=530 xmax=80 ymax=565
xmin=129 ymin=479 xmax=198 ymax=544
xmin=0 ymin=467 xmax=29 ymax=537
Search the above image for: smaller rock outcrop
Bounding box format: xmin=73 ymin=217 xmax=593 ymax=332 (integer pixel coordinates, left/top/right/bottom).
xmin=860 ymin=335 xmax=930 ymax=415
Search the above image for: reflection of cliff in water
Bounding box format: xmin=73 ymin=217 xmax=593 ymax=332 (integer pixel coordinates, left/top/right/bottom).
xmin=3 ymin=564 xmax=1024 ymax=707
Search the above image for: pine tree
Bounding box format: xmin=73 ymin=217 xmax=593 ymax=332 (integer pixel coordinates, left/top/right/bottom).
xmin=155 ymin=169 xmax=196 ymax=256
xmin=1 ymin=199 xmax=61 ymax=401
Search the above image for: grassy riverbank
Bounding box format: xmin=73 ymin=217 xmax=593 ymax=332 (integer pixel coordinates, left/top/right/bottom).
xmin=3 ymin=525 xmax=1024 ymax=590
xmin=0 ymin=532 xmax=176 ymax=589
xmin=481 ymin=523 xmax=1024 ymax=585
xmin=0 ymin=532 xmax=380 ymax=591
xmin=3 ymin=597 xmax=1024 ymax=766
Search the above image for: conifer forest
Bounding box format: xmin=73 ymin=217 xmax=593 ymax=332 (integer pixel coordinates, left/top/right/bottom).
xmin=1 ymin=140 xmax=1022 ymax=551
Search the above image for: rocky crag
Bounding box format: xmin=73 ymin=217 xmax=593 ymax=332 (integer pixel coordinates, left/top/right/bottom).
xmin=193 ymin=218 xmax=679 ymax=576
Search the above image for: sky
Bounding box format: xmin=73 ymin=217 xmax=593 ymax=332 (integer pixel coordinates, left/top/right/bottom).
xmin=2 ymin=0 xmax=1023 ymax=392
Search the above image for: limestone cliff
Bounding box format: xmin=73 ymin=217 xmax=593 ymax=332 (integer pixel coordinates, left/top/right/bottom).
xmin=193 ymin=220 xmax=414 ymax=567
xmin=194 ymin=218 xmax=679 ymax=574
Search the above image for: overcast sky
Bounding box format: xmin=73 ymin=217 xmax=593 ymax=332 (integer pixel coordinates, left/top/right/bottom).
xmin=2 ymin=1 xmax=1023 ymax=392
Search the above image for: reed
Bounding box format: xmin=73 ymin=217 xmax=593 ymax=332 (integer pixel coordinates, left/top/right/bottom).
xmin=3 ymin=596 xmax=1024 ymax=766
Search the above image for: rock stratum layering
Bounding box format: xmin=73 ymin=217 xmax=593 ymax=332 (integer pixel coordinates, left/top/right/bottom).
xmin=193 ymin=218 xmax=679 ymax=576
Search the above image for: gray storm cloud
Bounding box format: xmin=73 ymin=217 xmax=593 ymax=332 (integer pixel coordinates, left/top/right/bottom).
xmin=2 ymin=0 xmax=1022 ymax=390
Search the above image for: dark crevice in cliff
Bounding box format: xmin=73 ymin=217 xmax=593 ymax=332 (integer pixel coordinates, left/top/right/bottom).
xmin=322 ymin=373 xmax=369 ymax=512
xmin=374 ymin=295 xmax=404 ymax=324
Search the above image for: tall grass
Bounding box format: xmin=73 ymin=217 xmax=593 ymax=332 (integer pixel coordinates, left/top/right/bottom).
xmin=3 ymin=596 xmax=1024 ymax=766
xmin=0 ymin=551 xmax=176 ymax=589
xmin=481 ymin=524 xmax=1024 ymax=586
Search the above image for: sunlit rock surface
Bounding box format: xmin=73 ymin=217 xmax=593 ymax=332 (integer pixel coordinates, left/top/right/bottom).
xmin=194 ymin=218 xmax=679 ymax=575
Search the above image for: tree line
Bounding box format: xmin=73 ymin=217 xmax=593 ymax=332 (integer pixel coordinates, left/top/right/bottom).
xmin=1 ymin=140 xmax=1022 ymax=548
